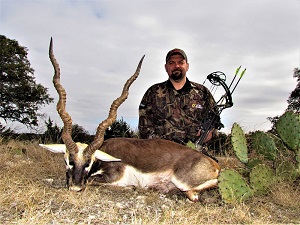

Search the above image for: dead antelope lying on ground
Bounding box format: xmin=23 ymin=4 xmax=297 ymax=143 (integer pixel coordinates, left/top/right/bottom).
xmin=40 ymin=38 xmax=220 ymax=202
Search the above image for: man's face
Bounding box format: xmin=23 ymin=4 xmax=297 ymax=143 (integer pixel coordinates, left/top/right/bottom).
xmin=165 ymin=54 xmax=189 ymax=81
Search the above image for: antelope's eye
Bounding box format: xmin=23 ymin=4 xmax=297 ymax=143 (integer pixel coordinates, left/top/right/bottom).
xmin=68 ymin=160 xmax=75 ymax=168
xmin=84 ymin=161 xmax=91 ymax=171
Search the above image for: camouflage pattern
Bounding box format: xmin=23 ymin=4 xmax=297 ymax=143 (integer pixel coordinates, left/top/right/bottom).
xmin=138 ymin=78 xmax=218 ymax=144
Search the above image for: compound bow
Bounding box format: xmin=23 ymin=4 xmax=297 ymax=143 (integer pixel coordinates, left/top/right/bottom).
xmin=195 ymin=67 xmax=246 ymax=147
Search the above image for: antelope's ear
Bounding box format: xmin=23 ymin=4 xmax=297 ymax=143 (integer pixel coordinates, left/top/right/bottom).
xmin=39 ymin=144 xmax=66 ymax=154
xmin=94 ymin=150 xmax=121 ymax=162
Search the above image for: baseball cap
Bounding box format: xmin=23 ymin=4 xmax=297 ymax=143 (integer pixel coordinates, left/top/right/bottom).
xmin=166 ymin=48 xmax=188 ymax=62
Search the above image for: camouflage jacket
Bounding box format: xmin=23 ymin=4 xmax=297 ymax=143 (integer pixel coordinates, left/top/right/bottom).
xmin=138 ymin=78 xmax=219 ymax=144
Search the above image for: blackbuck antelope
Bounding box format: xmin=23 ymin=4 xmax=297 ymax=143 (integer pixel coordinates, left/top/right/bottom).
xmin=40 ymin=38 xmax=220 ymax=202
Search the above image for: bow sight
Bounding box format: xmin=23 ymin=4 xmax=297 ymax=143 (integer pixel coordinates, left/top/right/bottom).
xmin=195 ymin=66 xmax=246 ymax=147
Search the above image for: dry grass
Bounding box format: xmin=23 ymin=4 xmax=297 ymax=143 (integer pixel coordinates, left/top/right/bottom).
xmin=0 ymin=138 xmax=299 ymax=224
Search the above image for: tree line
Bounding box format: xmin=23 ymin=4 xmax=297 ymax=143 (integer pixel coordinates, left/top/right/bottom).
xmin=1 ymin=34 xmax=299 ymax=144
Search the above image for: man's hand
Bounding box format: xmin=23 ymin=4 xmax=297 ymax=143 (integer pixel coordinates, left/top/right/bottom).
xmin=196 ymin=129 xmax=213 ymax=143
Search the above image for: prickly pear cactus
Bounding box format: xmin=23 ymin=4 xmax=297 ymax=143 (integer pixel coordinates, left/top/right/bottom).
xmin=231 ymin=123 xmax=248 ymax=163
xmin=250 ymin=164 xmax=274 ymax=195
xmin=247 ymin=158 xmax=263 ymax=169
xmin=276 ymin=161 xmax=299 ymax=181
xmin=276 ymin=111 xmax=300 ymax=152
xmin=251 ymin=131 xmax=277 ymax=161
xmin=186 ymin=140 xmax=196 ymax=149
xmin=218 ymin=169 xmax=252 ymax=203
xmin=296 ymin=150 xmax=300 ymax=167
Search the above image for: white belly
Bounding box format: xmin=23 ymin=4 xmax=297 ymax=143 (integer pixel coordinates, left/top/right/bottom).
xmin=111 ymin=165 xmax=176 ymax=193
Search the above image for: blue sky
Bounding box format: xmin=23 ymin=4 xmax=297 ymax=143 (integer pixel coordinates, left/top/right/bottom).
xmin=1 ymin=0 xmax=299 ymax=134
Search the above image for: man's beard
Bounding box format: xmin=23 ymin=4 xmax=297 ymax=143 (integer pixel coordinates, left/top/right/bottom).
xmin=170 ymin=70 xmax=184 ymax=81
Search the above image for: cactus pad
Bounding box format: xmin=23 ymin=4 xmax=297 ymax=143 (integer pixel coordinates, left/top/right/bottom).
xmin=250 ymin=164 xmax=274 ymax=195
xmin=231 ymin=123 xmax=248 ymax=163
xmin=218 ymin=169 xmax=252 ymax=203
xmin=275 ymin=111 xmax=300 ymax=151
xmin=186 ymin=141 xmax=196 ymax=149
xmin=276 ymin=161 xmax=299 ymax=181
xmin=296 ymin=149 xmax=300 ymax=165
xmin=251 ymin=131 xmax=277 ymax=160
xmin=247 ymin=158 xmax=263 ymax=169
